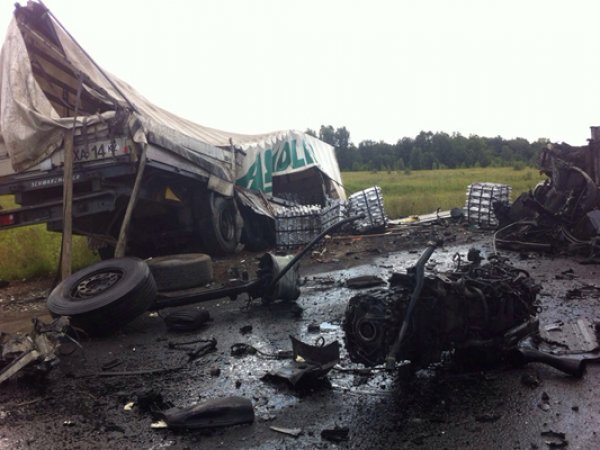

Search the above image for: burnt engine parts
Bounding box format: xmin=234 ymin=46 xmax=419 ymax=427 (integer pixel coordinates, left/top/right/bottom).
xmin=343 ymin=253 xmax=540 ymax=370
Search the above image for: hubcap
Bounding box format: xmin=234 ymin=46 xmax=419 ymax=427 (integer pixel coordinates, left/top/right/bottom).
xmin=71 ymin=269 xmax=123 ymax=299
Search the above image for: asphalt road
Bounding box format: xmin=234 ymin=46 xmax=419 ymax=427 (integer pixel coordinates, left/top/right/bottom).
xmin=0 ymin=233 xmax=598 ymax=449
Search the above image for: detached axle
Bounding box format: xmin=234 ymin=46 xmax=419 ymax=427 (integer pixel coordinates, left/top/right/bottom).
xmin=151 ymin=215 xmax=365 ymax=310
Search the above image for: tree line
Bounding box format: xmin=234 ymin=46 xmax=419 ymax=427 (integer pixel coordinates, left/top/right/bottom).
xmin=306 ymin=126 xmax=550 ymax=171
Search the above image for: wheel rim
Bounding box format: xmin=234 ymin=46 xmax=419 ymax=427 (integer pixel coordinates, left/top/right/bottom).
xmin=71 ymin=269 xmax=123 ymax=299
xmin=220 ymin=205 xmax=235 ymax=242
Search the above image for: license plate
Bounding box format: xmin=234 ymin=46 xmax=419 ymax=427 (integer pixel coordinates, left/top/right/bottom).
xmin=73 ymin=139 xmax=129 ymax=162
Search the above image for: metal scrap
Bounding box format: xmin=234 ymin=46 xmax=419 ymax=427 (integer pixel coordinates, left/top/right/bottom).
xmin=157 ymin=397 xmax=254 ymax=430
xmin=0 ymin=316 xmax=71 ymax=384
xmin=263 ymin=336 xmax=340 ymax=387
xmin=270 ymin=426 xmax=302 ymax=437
xmin=494 ymin=134 xmax=600 ymax=255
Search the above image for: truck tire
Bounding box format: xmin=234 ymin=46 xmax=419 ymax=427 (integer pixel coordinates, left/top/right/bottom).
xmin=200 ymin=193 xmax=243 ymax=255
xmin=47 ymin=258 xmax=157 ymax=335
xmin=147 ymin=253 xmax=213 ymax=291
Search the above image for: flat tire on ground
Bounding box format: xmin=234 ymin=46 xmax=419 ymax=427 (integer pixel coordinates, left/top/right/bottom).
xmin=47 ymin=257 xmax=157 ymax=335
xmin=147 ymin=253 xmax=213 ymax=291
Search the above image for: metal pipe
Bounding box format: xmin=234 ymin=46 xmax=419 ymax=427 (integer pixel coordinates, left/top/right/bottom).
xmin=151 ymin=280 xmax=260 ymax=310
xmin=385 ymin=240 xmax=441 ymax=369
xmin=265 ymin=214 xmax=365 ymax=296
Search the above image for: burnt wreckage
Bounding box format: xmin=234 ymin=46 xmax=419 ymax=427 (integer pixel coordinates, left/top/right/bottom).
xmin=343 ymin=242 xmax=584 ymax=376
xmin=494 ymin=128 xmax=600 ymax=256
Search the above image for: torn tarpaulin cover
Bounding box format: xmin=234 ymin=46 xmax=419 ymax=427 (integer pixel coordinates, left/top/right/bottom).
xmin=262 ymin=335 xmax=340 ymax=387
xmin=0 ymin=316 xmax=71 ymax=384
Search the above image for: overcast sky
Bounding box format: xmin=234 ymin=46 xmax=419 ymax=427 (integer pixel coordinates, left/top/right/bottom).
xmin=1 ymin=0 xmax=599 ymax=146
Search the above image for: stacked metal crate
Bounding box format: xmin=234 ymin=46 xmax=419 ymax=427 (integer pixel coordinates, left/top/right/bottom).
xmin=348 ymin=186 xmax=387 ymax=233
xmin=464 ymin=182 xmax=511 ymax=227
xmin=275 ymin=204 xmax=322 ymax=248
xmin=320 ymin=199 xmax=348 ymax=233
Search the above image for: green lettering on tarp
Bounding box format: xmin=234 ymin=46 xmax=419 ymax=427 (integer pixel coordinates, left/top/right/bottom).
xmin=274 ymin=141 xmax=291 ymax=172
xmin=237 ymin=153 xmax=263 ymax=191
xmin=236 ymin=137 xmax=323 ymax=193
xmin=304 ymin=141 xmax=316 ymax=165
xmin=263 ymin=149 xmax=273 ymax=190
xmin=291 ymin=140 xmax=305 ymax=168
xmin=236 ymin=149 xmax=273 ymax=193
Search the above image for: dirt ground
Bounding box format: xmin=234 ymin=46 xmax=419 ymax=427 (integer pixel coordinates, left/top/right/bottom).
xmin=0 ymin=221 xmax=599 ymax=449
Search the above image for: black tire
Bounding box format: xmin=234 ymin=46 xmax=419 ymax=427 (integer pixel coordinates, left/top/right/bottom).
xmin=198 ymin=193 xmax=243 ymax=255
xmin=47 ymin=258 xmax=157 ymax=335
xmin=147 ymin=253 xmax=213 ymax=291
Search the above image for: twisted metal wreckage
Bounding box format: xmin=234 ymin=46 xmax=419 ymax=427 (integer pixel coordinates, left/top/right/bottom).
xmin=494 ymin=127 xmax=600 ymax=258
xmin=343 ymin=242 xmax=586 ymax=378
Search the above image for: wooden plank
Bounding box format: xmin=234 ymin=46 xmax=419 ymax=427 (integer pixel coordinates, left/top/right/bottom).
xmin=60 ymin=129 xmax=74 ymax=279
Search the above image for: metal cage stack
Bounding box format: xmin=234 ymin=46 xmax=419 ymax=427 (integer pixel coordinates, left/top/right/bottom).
xmin=275 ymin=205 xmax=322 ymax=248
xmin=465 ymin=182 xmax=511 ymax=227
xmin=348 ymin=186 xmax=387 ymax=233
xmin=320 ymin=199 xmax=348 ymax=233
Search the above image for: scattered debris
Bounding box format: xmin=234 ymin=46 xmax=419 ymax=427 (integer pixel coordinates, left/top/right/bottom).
xmin=541 ymin=430 xmax=568 ymax=448
xmin=307 ymin=322 xmax=320 ymax=333
xmin=321 ymin=426 xmax=350 ymax=442
xmin=168 ymin=337 xmax=217 ymax=362
xmin=475 ymin=413 xmax=501 ymax=423
xmin=101 ymin=359 xmax=123 ymax=371
xmin=520 ymin=372 xmax=541 ymax=388
xmin=555 ymin=269 xmax=576 ymax=280
xmin=240 ymin=325 xmax=253 ymax=335
xmin=511 ymin=337 xmax=585 ymax=377
xmin=319 ymin=322 xmax=340 ymax=332
xmin=270 ymin=426 xmax=303 ymax=437
xmin=263 ymin=336 xmax=340 ymax=387
xmin=544 ymin=322 xmax=564 ymax=333
xmin=158 ymin=397 xmax=254 ymax=429
xmin=538 ymin=403 xmax=551 ymax=412
xmin=163 ymin=309 xmax=211 ymax=332
xmin=539 ymin=318 xmax=599 ymax=356
xmin=345 ymin=275 xmax=386 ymax=289
xmin=231 ymin=343 xmax=258 ymax=357
xmin=0 ymin=316 xmax=72 ymax=384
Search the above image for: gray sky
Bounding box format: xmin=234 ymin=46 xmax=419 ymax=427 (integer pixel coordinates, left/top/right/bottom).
xmin=1 ymin=0 xmax=599 ymax=146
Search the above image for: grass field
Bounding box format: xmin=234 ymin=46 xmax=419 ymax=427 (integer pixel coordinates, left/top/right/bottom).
xmin=0 ymin=166 xmax=546 ymax=280
xmin=342 ymin=166 xmax=545 ymax=218
xmin=0 ymin=195 xmax=98 ymax=281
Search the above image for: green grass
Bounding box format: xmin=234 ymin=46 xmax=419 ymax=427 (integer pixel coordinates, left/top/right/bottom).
xmin=342 ymin=166 xmax=545 ymax=218
xmin=0 ymin=195 xmax=98 ymax=280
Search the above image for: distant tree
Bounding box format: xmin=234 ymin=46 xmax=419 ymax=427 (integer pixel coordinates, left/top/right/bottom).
xmin=311 ymin=125 xmax=545 ymax=171
xmin=305 ymin=128 xmax=317 ymax=138
xmin=319 ymin=125 xmax=336 ymax=147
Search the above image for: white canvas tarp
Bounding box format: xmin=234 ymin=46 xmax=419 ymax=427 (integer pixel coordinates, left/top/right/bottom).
xmin=0 ymin=3 xmax=344 ymax=200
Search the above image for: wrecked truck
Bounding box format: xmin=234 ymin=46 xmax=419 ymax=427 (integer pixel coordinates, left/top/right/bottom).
xmin=0 ymin=2 xmax=345 ymax=258
xmin=494 ymin=127 xmax=600 ymax=256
